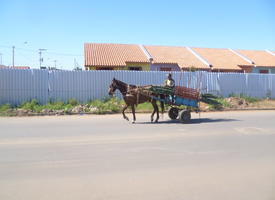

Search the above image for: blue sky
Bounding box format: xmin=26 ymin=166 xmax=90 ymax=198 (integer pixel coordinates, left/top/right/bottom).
xmin=0 ymin=0 xmax=274 ymax=69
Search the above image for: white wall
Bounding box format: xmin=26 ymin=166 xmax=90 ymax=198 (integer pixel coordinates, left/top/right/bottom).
xmin=0 ymin=69 xmax=274 ymax=105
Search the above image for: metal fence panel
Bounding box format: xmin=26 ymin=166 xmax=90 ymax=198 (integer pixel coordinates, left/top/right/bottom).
xmin=1 ymin=69 xmax=275 ymax=105
xmin=0 ymin=69 xmax=48 ymax=105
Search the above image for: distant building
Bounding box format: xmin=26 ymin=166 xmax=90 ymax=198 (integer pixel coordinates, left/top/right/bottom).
xmin=0 ymin=65 xmax=9 ymax=69
xmin=84 ymin=43 xmax=150 ymax=71
xmin=11 ymin=66 xmax=30 ymax=69
xmin=235 ymin=50 xmax=275 ymax=74
xmin=84 ymin=43 xmax=275 ymax=73
xmin=0 ymin=65 xmax=30 ymax=69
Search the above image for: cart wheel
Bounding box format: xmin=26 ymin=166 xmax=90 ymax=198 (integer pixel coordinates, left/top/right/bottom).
xmin=179 ymin=110 xmax=191 ymax=123
xmin=168 ymin=107 xmax=179 ymax=119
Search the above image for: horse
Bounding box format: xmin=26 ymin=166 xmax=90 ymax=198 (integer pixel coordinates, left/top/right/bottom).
xmin=108 ymin=78 xmax=164 ymax=123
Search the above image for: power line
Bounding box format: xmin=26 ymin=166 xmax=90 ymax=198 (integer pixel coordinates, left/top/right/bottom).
xmin=16 ymin=51 xmax=37 ymax=64
xmin=46 ymin=51 xmax=83 ymax=57
xmin=0 ymin=44 xmax=84 ymax=69
xmin=0 ymin=44 xmax=83 ymax=57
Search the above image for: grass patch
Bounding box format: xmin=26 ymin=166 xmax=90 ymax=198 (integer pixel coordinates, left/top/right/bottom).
xmin=136 ymin=102 xmax=154 ymax=111
xmin=208 ymin=98 xmax=231 ymax=110
xmin=18 ymin=99 xmax=74 ymax=113
xmin=0 ymin=95 xmax=273 ymax=117
xmin=0 ymin=104 xmax=12 ymax=112
xmin=0 ymin=104 xmax=14 ymax=116
xmin=89 ymin=97 xmax=124 ymax=114
xmin=45 ymin=101 xmax=73 ymax=111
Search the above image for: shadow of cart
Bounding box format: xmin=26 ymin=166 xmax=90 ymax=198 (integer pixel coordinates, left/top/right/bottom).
xmin=136 ymin=118 xmax=239 ymax=124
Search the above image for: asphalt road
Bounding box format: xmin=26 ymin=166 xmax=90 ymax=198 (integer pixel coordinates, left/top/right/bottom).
xmin=0 ymin=111 xmax=275 ymax=200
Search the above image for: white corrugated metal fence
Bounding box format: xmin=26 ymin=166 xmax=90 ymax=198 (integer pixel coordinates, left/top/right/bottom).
xmin=0 ymin=69 xmax=274 ymax=105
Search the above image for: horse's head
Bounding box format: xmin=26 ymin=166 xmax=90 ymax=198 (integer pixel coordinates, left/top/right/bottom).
xmin=108 ymin=78 xmax=118 ymax=96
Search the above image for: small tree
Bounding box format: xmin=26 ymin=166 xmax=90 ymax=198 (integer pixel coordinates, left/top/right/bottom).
xmin=189 ymin=66 xmax=197 ymax=72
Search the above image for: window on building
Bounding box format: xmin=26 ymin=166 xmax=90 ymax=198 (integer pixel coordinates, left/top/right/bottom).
xmin=259 ymin=69 xmax=269 ymax=74
xmin=129 ymin=67 xmax=142 ymax=71
xmin=160 ymin=67 xmax=172 ymax=71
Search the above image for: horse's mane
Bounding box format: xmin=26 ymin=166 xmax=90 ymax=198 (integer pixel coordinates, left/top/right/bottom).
xmin=114 ymin=79 xmax=137 ymax=88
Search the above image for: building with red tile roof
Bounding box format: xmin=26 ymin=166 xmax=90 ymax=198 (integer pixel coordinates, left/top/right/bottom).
xmin=236 ymin=50 xmax=275 ymax=73
xmin=84 ymin=43 xmax=275 ymax=73
xmin=84 ymin=43 xmax=150 ymax=70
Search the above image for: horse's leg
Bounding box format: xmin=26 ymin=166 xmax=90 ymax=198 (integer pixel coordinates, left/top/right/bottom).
xmin=152 ymin=100 xmax=159 ymax=123
xmin=131 ymin=104 xmax=136 ymax=123
xmin=151 ymin=101 xmax=156 ymax=122
xmin=122 ymin=104 xmax=129 ymax=121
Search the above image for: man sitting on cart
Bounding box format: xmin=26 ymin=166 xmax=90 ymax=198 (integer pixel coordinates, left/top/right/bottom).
xmin=164 ymin=73 xmax=175 ymax=88
xmin=164 ymin=73 xmax=175 ymax=103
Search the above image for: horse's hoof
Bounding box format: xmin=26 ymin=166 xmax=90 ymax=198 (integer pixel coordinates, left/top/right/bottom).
xmin=132 ymin=121 xmax=135 ymax=124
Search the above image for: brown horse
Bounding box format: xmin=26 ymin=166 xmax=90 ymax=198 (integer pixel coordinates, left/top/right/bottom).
xmin=108 ymin=78 xmax=163 ymax=123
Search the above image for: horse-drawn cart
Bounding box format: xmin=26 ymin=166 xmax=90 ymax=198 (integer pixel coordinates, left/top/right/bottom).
xmin=108 ymin=78 xmax=211 ymax=123
xmin=144 ymin=85 xmax=200 ymax=123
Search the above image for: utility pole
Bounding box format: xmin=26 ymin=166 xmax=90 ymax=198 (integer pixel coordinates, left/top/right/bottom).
xmin=38 ymin=49 xmax=47 ymax=68
xmin=12 ymin=46 xmax=15 ymax=67
xmin=53 ymin=60 xmax=57 ymax=68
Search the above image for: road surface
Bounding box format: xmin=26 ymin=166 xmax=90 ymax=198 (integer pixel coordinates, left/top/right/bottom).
xmin=0 ymin=111 xmax=275 ymax=200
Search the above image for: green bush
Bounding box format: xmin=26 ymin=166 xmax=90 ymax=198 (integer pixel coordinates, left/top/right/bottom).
xmin=46 ymin=101 xmax=70 ymax=110
xmin=19 ymin=99 xmax=40 ymax=111
xmin=68 ymin=98 xmax=78 ymax=106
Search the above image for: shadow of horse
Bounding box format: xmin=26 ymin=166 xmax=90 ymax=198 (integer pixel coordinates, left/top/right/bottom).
xmin=136 ymin=118 xmax=239 ymax=124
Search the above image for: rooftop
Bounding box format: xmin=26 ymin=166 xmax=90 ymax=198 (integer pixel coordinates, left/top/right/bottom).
xmin=236 ymin=50 xmax=275 ymax=67
xmin=84 ymin=43 xmax=275 ymax=71
xmin=84 ymin=43 xmax=149 ymax=67
xmin=144 ymin=45 xmax=210 ymax=69
xmin=191 ymin=47 xmax=253 ymax=71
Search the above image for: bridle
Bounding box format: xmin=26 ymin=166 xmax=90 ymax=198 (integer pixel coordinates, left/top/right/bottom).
xmin=108 ymin=79 xmax=128 ymax=96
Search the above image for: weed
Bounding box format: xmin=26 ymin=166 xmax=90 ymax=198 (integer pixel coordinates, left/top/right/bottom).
xmin=229 ymin=93 xmax=260 ymax=103
xmin=0 ymin=104 xmax=12 ymax=112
